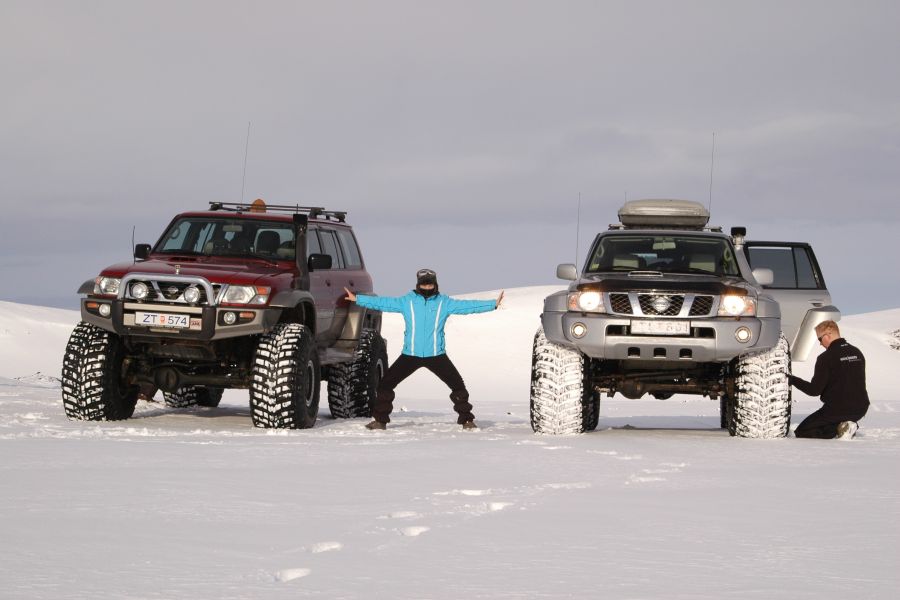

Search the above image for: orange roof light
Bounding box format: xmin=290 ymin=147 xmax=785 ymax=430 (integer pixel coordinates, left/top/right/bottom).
xmin=250 ymin=198 xmax=267 ymax=213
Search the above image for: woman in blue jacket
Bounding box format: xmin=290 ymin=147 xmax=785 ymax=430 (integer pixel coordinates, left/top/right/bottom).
xmin=344 ymin=268 xmax=504 ymax=430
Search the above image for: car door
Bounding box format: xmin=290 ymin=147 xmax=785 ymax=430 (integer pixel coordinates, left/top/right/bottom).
xmin=744 ymin=242 xmax=837 ymax=357
xmin=306 ymin=227 xmax=335 ymax=341
xmin=314 ymin=227 xmax=351 ymax=345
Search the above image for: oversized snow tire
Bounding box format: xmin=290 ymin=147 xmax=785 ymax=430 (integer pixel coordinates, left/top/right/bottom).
xmin=250 ymin=323 xmax=320 ymax=429
xmin=163 ymin=387 xmax=224 ymax=408
xmin=326 ymin=329 xmax=388 ymax=419
xmin=530 ymin=326 xmax=596 ymax=434
xmin=61 ymin=322 xmax=139 ymax=421
xmin=731 ymin=333 xmax=792 ymax=439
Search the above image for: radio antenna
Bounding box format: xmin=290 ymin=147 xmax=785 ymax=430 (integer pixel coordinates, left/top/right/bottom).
xmin=131 ymin=226 xmax=136 ymax=264
xmin=708 ymin=131 xmax=716 ymax=214
xmin=240 ymin=121 xmax=251 ymax=203
xmin=575 ymin=193 xmax=582 ymax=268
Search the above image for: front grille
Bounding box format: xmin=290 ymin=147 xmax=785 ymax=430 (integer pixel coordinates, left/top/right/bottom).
xmin=610 ymin=293 xmax=633 ymax=314
xmin=688 ymin=295 xmax=714 ymax=316
xmin=606 ymin=291 xmax=718 ymax=317
xmin=638 ymin=294 xmax=684 ymax=316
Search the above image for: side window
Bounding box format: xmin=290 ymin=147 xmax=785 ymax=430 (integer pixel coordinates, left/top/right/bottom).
xmin=307 ymin=229 xmax=322 ymax=255
xmin=336 ymin=229 xmax=362 ymax=269
xmin=745 ymin=245 xmax=822 ymax=289
xmin=794 ymin=247 xmax=819 ymax=288
xmin=318 ymin=230 xmax=345 ymax=269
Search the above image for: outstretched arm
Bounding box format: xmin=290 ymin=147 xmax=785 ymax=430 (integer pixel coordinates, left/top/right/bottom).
xmin=345 ymin=287 xmax=406 ymax=313
xmin=446 ymin=291 xmax=504 ymax=315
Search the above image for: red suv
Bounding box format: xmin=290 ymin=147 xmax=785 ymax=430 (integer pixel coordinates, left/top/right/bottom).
xmin=61 ymin=201 xmax=387 ymax=429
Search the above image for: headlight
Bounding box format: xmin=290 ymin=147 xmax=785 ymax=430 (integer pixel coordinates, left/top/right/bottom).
xmin=718 ymin=295 xmax=757 ymax=316
xmin=130 ymin=282 xmax=149 ymax=300
xmin=94 ymin=277 xmax=121 ymax=296
xmin=183 ymin=286 xmax=201 ymax=304
xmin=567 ymin=290 xmax=605 ymax=313
xmin=221 ymin=285 xmax=271 ymax=305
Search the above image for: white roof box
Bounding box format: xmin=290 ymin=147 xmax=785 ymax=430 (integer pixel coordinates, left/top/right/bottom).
xmin=617 ymin=199 xmax=710 ymax=229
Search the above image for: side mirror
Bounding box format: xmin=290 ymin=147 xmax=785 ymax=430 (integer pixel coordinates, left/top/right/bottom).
xmin=752 ymin=268 xmax=774 ymax=287
xmin=556 ymin=263 xmax=578 ymax=281
xmin=134 ymin=244 xmax=151 ymax=260
xmin=308 ymin=253 xmax=332 ymax=271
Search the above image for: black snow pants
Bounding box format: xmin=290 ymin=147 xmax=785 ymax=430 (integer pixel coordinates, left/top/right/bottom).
xmin=794 ymin=405 xmax=868 ymax=439
xmin=371 ymin=353 xmax=473 ymax=424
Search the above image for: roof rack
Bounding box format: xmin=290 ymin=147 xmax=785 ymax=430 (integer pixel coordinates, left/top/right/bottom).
xmin=208 ymin=202 xmax=347 ymax=222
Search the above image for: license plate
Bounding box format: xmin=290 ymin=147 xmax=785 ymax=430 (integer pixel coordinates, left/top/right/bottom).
xmin=631 ymin=320 xmax=690 ymax=335
xmin=136 ymin=311 xmax=190 ymax=329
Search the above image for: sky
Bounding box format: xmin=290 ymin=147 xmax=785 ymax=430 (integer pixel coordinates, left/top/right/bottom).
xmin=1 ymin=1 xmax=898 ymax=315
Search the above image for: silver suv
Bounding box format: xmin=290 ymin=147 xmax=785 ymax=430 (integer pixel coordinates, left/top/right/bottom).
xmin=531 ymin=199 xmax=839 ymax=438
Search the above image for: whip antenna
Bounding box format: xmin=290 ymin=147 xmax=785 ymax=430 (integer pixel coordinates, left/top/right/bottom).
xmin=708 ymin=131 xmax=716 ymax=214
xmin=575 ymin=193 xmax=582 ymax=268
xmin=240 ymin=121 xmax=251 ymax=203
xmin=131 ymin=226 xmax=136 ymax=264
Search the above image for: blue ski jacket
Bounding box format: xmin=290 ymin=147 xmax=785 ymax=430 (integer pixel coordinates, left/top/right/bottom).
xmin=355 ymin=291 xmax=497 ymax=358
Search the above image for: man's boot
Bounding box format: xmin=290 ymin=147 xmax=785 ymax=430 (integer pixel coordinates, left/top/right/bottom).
xmin=365 ymin=420 xmax=386 ymax=431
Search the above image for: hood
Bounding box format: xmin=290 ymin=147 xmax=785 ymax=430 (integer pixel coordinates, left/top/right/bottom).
xmin=574 ymin=272 xmax=755 ymax=296
xmin=99 ymin=256 xmax=285 ymax=286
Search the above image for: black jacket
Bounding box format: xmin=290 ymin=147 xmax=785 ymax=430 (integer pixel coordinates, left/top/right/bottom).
xmin=789 ymin=338 xmax=869 ymax=419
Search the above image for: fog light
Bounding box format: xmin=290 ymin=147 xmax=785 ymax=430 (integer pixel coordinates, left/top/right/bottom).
xmin=735 ymin=326 xmax=752 ymax=343
xmin=223 ymin=311 xmax=237 ymax=325
xmin=183 ymin=285 xmax=201 ymax=304
xmin=131 ymin=282 xmax=149 ymax=300
xmin=572 ymin=322 xmax=587 ymax=338
xmin=98 ymin=303 xmax=111 ymax=317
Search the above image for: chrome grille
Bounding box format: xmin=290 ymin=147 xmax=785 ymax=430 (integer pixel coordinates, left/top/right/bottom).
xmin=638 ymin=294 xmax=684 ymax=316
xmin=688 ymin=295 xmax=714 ymax=316
xmin=610 ymin=293 xmax=633 ymax=314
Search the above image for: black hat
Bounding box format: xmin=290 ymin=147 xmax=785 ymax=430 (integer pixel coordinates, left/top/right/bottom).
xmin=416 ymin=268 xmax=437 ymax=285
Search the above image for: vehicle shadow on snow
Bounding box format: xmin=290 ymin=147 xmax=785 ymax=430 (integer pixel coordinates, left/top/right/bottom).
xmin=595 ymin=415 xmax=726 ymax=433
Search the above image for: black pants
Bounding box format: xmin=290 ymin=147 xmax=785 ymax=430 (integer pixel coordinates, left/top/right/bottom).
xmin=795 ymin=406 xmax=867 ymax=439
xmin=372 ymin=354 xmax=473 ymax=424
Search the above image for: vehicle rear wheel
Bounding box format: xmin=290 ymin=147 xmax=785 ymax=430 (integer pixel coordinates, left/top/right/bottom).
xmin=720 ymin=393 xmax=735 ymax=430
xmin=250 ymin=323 xmax=320 ymax=429
xmin=163 ymin=386 xmax=224 ymax=408
xmin=530 ymin=326 xmax=593 ymax=434
xmin=731 ymin=333 xmax=792 ymax=438
xmin=327 ymin=329 xmax=388 ymax=419
xmin=61 ymin=322 xmax=139 ymax=421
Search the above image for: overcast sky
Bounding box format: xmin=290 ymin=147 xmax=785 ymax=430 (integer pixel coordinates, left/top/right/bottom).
xmin=2 ymin=1 xmax=898 ymax=315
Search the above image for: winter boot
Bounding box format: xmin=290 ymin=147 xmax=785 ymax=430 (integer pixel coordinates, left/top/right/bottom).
xmin=365 ymin=420 xmax=386 ymax=431
xmin=462 ymin=421 xmax=478 ymax=431
xmin=836 ymin=421 xmax=858 ymax=440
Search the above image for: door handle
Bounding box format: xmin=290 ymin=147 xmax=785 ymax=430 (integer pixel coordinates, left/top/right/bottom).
xmin=325 ymin=280 xmax=332 ymax=287
xmin=810 ymin=301 xmax=823 ymax=307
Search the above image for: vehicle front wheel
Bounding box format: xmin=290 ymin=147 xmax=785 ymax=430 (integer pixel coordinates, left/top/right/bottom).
xmin=730 ymin=333 xmax=792 ymax=438
xmin=61 ymin=322 xmax=139 ymax=421
xmin=530 ymin=326 xmax=596 ymax=434
xmin=250 ymin=323 xmax=320 ymax=429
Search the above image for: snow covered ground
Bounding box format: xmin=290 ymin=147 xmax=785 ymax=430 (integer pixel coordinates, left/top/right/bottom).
xmin=1 ymin=291 xmax=898 ymax=599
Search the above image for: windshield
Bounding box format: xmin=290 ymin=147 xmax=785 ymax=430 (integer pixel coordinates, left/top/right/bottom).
xmin=155 ymin=218 xmax=296 ymax=260
xmin=585 ymin=234 xmax=740 ymax=276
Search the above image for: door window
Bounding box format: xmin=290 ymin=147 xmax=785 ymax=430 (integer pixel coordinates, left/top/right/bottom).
xmin=336 ymin=229 xmax=363 ymax=269
xmin=317 ymin=230 xmax=345 ymax=269
xmin=745 ymin=245 xmax=823 ymax=289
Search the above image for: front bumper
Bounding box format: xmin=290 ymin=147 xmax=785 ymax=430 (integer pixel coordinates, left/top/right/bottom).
xmin=81 ymin=298 xmax=281 ymax=341
xmin=542 ymin=310 xmax=781 ymax=362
